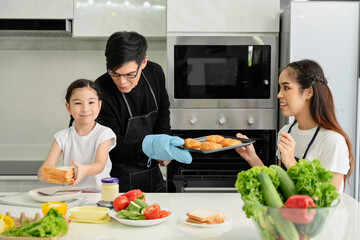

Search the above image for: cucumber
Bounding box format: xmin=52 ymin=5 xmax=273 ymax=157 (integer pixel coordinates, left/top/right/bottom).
xmin=257 ymin=172 xmax=283 ymax=208
xmin=127 ymin=201 xmax=141 ymax=212
xmin=134 ymin=199 xmax=148 ymax=209
xmin=257 ymin=172 xmax=299 ymax=240
xmin=270 ymin=165 xmax=298 ymax=200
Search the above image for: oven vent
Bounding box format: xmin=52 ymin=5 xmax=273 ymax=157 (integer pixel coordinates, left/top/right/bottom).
xmin=0 ymin=19 xmax=72 ymax=38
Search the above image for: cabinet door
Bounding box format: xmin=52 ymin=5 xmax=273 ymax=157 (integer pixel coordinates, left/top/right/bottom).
xmin=73 ymin=0 xmax=166 ymax=38
xmin=0 ymin=0 xmax=73 ymax=19
xmin=167 ymin=0 xmax=279 ymax=33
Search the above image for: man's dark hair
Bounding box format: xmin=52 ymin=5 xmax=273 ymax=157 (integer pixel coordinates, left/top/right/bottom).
xmin=105 ymin=31 xmax=148 ymax=71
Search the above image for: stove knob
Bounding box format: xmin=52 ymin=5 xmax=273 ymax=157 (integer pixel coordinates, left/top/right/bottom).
xmin=219 ymin=116 xmax=226 ymax=125
xmin=247 ymin=116 xmax=255 ymax=125
xmin=189 ymin=116 xmax=198 ymax=125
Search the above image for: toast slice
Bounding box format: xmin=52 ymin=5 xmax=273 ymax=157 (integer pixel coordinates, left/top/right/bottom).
xmin=186 ymin=209 xmax=226 ymax=225
xmin=42 ymin=166 xmax=75 ymax=185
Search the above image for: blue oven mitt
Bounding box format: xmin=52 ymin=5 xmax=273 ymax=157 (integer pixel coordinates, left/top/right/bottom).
xmin=142 ymin=134 xmax=192 ymax=167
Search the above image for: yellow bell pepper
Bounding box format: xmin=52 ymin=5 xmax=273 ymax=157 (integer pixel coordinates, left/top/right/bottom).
xmin=41 ymin=202 xmax=68 ymax=216
xmin=0 ymin=213 xmax=14 ymax=233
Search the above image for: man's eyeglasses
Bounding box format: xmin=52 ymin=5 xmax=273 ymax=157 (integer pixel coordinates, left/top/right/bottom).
xmin=108 ymin=65 xmax=140 ymax=79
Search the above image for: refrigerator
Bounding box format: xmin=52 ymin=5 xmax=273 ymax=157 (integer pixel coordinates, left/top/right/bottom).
xmin=280 ymin=1 xmax=360 ymax=200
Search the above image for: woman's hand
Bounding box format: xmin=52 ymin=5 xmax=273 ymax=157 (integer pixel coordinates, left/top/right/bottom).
xmin=235 ymin=133 xmax=263 ymax=167
xmin=71 ymin=160 xmax=88 ymax=185
xmin=277 ymin=132 xmax=297 ymax=168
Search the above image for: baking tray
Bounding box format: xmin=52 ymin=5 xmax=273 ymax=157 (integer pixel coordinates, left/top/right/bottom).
xmin=178 ymin=136 xmax=256 ymax=154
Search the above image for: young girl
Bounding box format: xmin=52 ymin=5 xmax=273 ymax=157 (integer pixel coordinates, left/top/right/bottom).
xmin=38 ymin=79 xmax=116 ymax=192
xmin=236 ymin=59 xmax=353 ymax=193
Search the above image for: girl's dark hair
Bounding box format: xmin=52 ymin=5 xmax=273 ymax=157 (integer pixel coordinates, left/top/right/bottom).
xmin=105 ymin=31 xmax=148 ymax=71
xmin=284 ymin=59 xmax=354 ymax=182
xmin=65 ymin=79 xmax=102 ymax=127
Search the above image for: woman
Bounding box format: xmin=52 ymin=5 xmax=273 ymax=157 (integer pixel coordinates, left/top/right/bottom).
xmin=236 ymin=59 xmax=353 ymax=193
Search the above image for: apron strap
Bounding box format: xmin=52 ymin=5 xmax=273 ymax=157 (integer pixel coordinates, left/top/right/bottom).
xmin=302 ymin=126 xmax=321 ymax=159
xmin=121 ymin=72 xmax=159 ymax=119
xmin=280 ymin=120 xmax=321 ymax=166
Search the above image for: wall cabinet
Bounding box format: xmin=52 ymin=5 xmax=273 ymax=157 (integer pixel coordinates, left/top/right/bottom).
xmin=73 ymin=0 xmax=166 ymax=38
xmin=167 ymin=0 xmax=279 ymax=33
xmin=0 ymin=0 xmax=73 ymax=19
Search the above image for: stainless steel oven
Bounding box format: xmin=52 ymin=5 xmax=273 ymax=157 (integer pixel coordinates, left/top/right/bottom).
xmin=167 ymin=34 xmax=278 ymax=109
xmin=166 ymin=34 xmax=279 ymax=192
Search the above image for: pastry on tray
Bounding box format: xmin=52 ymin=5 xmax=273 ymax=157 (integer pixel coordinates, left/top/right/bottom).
xmin=220 ymin=138 xmax=242 ymax=147
xmin=200 ymin=142 xmax=223 ymax=150
xmin=205 ymin=135 xmax=225 ymax=144
xmin=184 ymin=138 xmax=201 ymax=149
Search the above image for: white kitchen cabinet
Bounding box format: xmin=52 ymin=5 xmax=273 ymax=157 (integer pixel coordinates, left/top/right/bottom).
xmin=167 ymin=0 xmax=280 ymax=33
xmin=73 ymin=0 xmax=166 ymax=38
xmin=0 ymin=0 xmax=73 ymax=19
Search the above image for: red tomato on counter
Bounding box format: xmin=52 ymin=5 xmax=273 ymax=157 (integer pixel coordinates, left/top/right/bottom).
xmin=144 ymin=203 xmax=161 ymax=219
xmin=113 ymin=195 xmax=130 ymax=212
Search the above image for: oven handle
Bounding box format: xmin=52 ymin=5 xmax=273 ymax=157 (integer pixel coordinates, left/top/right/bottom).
xmin=183 ymin=187 xmax=237 ymax=193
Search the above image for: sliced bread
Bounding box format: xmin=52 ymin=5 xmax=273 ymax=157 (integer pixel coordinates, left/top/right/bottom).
xmin=186 ymin=209 xmax=226 ymax=224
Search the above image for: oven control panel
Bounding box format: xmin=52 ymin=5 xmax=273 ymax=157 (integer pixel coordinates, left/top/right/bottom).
xmin=171 ymin=109 xmax=277 ymax=130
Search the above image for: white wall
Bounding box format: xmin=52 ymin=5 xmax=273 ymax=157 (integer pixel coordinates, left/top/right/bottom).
xmin=0 ymin=38 xmax=166 ymax=163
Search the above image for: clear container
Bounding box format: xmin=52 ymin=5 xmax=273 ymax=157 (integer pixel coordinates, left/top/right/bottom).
xmin=101 ymin=177 xmax=119 ymax=202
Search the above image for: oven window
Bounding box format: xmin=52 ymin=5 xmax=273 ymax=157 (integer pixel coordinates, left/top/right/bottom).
xmin=174 ymin=45 xmax=271 ymax=99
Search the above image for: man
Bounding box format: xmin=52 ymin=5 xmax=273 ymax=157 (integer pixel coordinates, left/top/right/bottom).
xmin=95 ymin=31 xmax=191 ymax=192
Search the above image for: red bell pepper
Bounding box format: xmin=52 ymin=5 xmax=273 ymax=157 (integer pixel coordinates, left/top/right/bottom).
xmin=280 ymin=195 xmax=316 ymax=224
xmin=121 ymin=189 xmax=146 ymax=202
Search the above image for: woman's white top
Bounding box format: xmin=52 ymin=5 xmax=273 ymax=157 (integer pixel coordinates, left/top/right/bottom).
xmin=54 ymin=123 xmax=116 ymax=192
xmin=276 ymin=122 xmax=350 ymax=193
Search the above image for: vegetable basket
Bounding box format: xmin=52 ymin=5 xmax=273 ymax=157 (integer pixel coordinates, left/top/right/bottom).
xmin=251 ymin=198 xmax=340 ymax=240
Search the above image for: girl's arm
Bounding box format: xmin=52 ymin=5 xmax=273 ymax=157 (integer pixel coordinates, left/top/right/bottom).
xmin=72 ymin=139 xmax=112 ymax=185
xmin=331 ymin=172 xmax=344 ymax=192
xmin=38 ymin=139 xmax=62 ymax=182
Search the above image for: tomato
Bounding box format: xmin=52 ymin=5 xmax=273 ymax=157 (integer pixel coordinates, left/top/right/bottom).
xmin=144 ymin=203 xmax=161 ymax=219
xmin=159 ymin=210 xmax=171 ymax=218
xmin=113 ymin=195 xmax=130 ymax=212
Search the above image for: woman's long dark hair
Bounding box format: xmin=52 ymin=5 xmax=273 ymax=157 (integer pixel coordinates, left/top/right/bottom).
xmin=284 ymin=59 xmax=354 ymax=183
xmin=65 ymin=79 xmax=102 ymax=127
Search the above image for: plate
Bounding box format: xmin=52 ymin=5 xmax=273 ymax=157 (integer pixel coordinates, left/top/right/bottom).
xmin=178 ymin=136 xmax=256 ymax=154
xmin=108 ymin=209 xmax=171 ymax=227
xmin=180 ymin=214 xmax=232 ymax=228
xmin=28 ymin=186 xmax=82 ymax=202
xmin=69 ymin=214 xmax=111 ymax=224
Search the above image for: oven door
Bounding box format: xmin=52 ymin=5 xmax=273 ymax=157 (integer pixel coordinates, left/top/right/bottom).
xmin=167 ymin=35 xmax=278 ymax=109
xmin=167 ymin=129 xmax=277 ymax=192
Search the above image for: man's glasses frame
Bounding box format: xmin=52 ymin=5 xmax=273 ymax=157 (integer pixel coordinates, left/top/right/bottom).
xmin=108 ymin=65 xmax=140 ymax=79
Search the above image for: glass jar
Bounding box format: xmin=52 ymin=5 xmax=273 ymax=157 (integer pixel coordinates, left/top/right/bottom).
xmin=101 ymin=177 xmax=119 ymax=202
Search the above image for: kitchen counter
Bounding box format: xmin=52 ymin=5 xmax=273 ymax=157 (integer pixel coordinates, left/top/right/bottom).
xmin=0 ymin=193 xmax=359 ymax=240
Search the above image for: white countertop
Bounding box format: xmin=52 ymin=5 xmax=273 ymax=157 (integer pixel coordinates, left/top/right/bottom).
xmin=0 ymin=193 xmax=359 ymax=240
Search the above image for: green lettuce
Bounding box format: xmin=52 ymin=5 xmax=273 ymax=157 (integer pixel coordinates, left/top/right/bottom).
xmin=2 ymin=208 xmax=68 ymax=237
xmin=286 ymin=158 xmax=339 ymax=207
xmin=235 ymin=166 xmax=281 ymax=218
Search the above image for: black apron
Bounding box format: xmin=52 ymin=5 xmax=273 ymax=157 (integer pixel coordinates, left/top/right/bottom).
xmin=287 ymin=120 xmax=321 ymax=161
xmin=117 ymin=72 xmax=166 ymax=193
